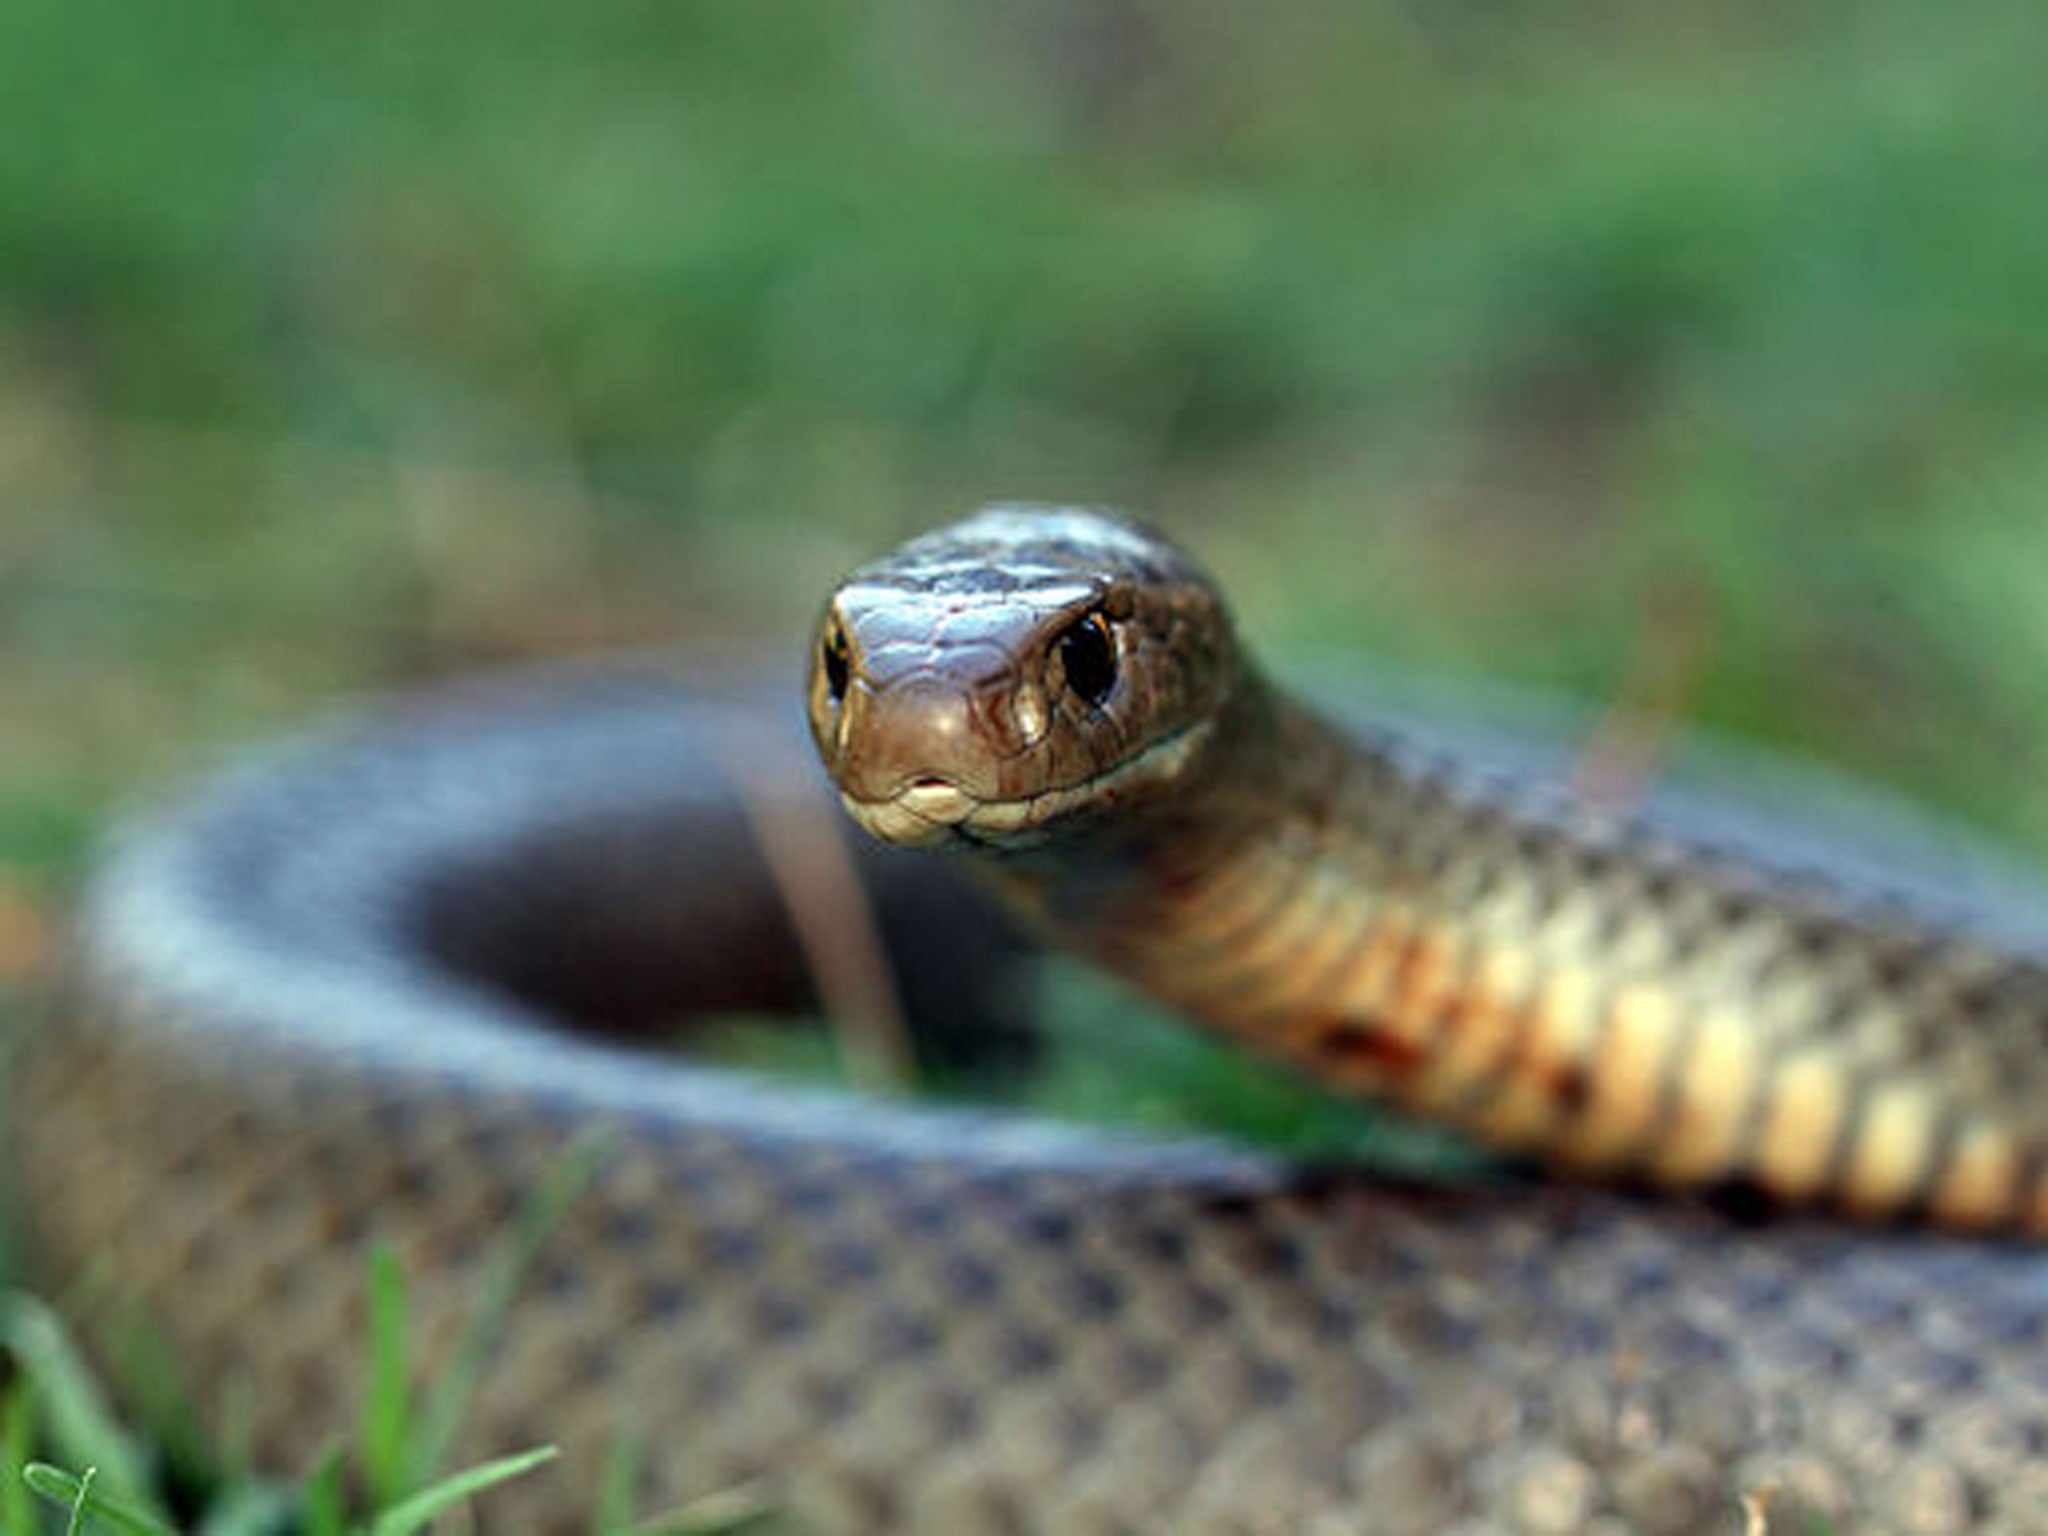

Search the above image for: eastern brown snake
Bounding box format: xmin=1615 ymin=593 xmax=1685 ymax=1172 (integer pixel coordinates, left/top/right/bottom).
xmin=15 ymin=508 xmax=2048 ymax=1533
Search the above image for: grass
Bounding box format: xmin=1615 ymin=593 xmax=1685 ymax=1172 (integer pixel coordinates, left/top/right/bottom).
xmin=0 ymin=1288 xmax=558 ymax=1536
xmin=0 ymin=1146 xmax=776 ymax=1535
xmin=10 ymin=1 xmax=2048 ymax=868
xmin=8 ymin=2 xmax=2048 ymax=902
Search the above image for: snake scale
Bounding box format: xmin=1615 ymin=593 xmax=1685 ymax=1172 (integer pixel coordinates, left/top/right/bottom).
xmin=16 ymin=507 xmax=2048 ymax=1534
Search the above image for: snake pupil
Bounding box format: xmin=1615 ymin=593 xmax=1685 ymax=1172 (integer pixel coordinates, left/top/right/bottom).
xmin=822 ymin=625 xmax=850 ymax=702
xmin=1057 ymin=610 xmax=1117 ymax=707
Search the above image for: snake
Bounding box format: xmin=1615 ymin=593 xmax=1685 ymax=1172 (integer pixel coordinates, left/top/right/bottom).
xmin=15 ymin=507 xmax=2048 ymax=1534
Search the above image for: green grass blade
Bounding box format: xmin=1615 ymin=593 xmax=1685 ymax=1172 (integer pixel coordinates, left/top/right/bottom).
xmin=364 ymin=1446 xmax=558 ymax=1536
xmin=412 ymin=1134 xmax=611 ymax=1485
xmin=0 ymin=1294 xmax=155 ymax=1507
xmin=59 ymin=1463 xmax=89 ymax=1536
xmin=95 ymin=1311 xmax=208 ymax=1494
xmin=2 ymin=1384 xmax=38 ymax=1536
xmin=592 ymin=1434 xmax=642 ymax=1536
xmin=211 ymin=1379 xmax=255 ymax=1493
xmin=357 ymin=1246 xmax=411 ymax=1507
xmin=297 ymin=1445 xmax=348 ymax=1536
xmin=23 ymin=1464 xmax=178 ymax=1536
xmin=628 ymin=1482 xmax=780 ymax=1536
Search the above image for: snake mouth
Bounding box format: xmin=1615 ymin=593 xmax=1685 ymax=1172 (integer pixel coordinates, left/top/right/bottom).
xmin=839 ymin=719 xmax=1213 ymax=849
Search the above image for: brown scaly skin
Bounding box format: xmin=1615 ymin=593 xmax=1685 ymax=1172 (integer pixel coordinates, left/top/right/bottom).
xmin=15 ymin=518 xmax=2048 ymax=1533
xmin=814 ymin=506 xmax=2048 ymax=1231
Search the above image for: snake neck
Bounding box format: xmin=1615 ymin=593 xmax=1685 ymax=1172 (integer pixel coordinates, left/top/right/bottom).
xmin=991 ymin=673 xmax=2048 ymax=1233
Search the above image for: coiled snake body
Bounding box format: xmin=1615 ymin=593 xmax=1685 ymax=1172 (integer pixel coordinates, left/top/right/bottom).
xmin=17 ymin=508 xmax=2048 ymax=1533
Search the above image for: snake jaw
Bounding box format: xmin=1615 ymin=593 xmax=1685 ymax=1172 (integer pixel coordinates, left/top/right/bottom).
xmin=838 ymin=717 xmax=1215 ymax=850
xmin=838 ymin=777 xmax=980 ymax=847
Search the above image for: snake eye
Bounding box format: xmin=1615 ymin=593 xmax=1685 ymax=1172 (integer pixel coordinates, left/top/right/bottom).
xmin=1056 ymin=609 xmax=1117 ymax=708
xmin=821 ymin=621 xmax=851 ymax=703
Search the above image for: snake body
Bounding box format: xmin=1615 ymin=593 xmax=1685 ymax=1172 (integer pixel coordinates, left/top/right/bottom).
xmin=16 ymin=510 xmax=2048 ymax=1533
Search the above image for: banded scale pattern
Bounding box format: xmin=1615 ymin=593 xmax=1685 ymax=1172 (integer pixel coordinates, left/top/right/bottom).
xmin=1079 ymin=710 xmax=2048 ymax=1230
xmin=811 ymin=509 xmax=2048 ymax=1234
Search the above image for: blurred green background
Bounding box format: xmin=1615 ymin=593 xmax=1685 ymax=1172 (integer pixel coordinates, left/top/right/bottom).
xmin=7 ymin=0 xmax=2048 ymax=1011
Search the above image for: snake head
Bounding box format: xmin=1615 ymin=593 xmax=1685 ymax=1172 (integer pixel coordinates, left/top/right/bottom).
xmin=808 ymin=506 xmax=1240 ymax=848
